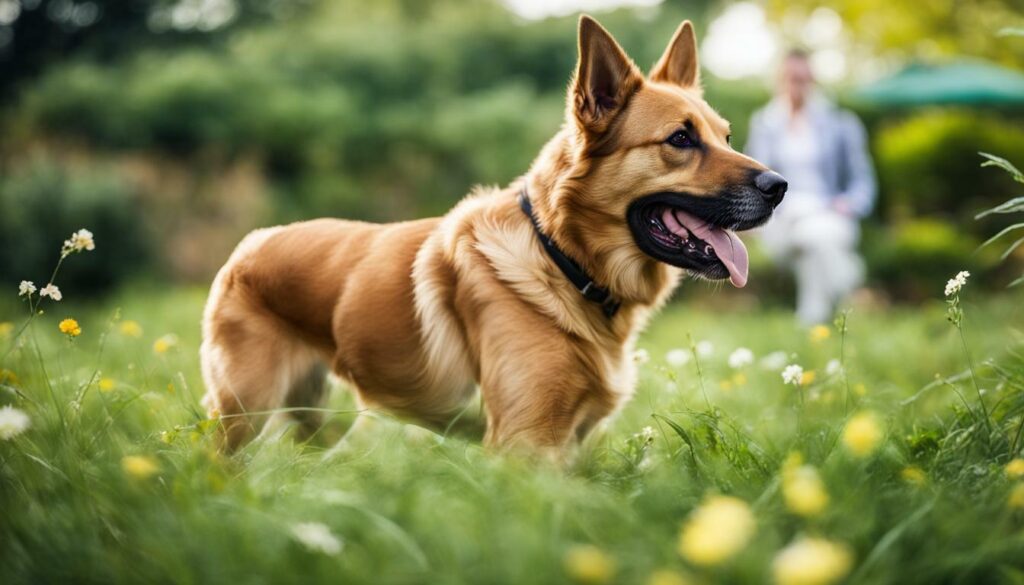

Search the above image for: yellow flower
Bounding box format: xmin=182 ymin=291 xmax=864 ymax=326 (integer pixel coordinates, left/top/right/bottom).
xmin=809 ymin=325 xmax=831 ymax=343
xmin=782 ymin=461 xmax=829 ymax=517
xmin=1005 ymin=458 xmax=1024 ymax=479
xmin=800 ymin=371 xmax=817 ymax=386
xmin=646 ymin=569 xmax=693 ymax=585
xmin=98 ymin=378 xmax=116 ymax=392
xmin=0 ymin=322 xmax=13 ymax=337
xmin=119 ymin=320 xmax=143 ymax=338
xmin=58 ymin=318 xmax=82 ymax=337
xmin=679 ymin=495 xmax=755 ymax=567
xmin=1009 ymin=484 xmax=1024 ymax=510
xmin=563 ymin=545 xmax=615 ymax=584
xmin=121 ymin=455 xmax=160 ymax=480
xmin=0 ymin=369 xmax=18 ymax=386
xmin=153 ymin=334 xmax=179 ymax=354
xmin=842 ymin=411 xmax=883 ymax=458
xmin=732 ymin=372 xmax=748 ymax=386
xmin=853 ymin=383 xmax=867 ymax=397
xmin=719 ymin=380 xmax=734 ymax=391
xmin=901 ymin=466 xmax=927 ymax=486
xmin=773 ymin=537 xmax=852 ymax=585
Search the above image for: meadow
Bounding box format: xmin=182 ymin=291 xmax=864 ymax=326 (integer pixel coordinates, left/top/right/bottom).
xmin=1 ymin=238 xmax=1023 ymax=585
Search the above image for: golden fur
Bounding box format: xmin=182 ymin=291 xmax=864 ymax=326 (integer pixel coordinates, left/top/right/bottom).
xmin=200 ymin=16 xmax=773 ymax=457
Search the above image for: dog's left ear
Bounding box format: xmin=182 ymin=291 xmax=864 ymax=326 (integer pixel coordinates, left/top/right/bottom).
xmin=649 ymin=20 xmax=701 ymax=88
xmin=572 ymin=15 xmax=644 ymax=134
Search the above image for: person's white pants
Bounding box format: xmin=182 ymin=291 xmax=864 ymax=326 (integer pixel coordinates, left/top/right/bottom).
xmin=760 ymin=197 xmax=864 ymax=326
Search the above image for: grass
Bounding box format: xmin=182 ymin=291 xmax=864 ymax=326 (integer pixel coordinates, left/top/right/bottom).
xmin=2 ymin=283 xmax=1024 ymax=585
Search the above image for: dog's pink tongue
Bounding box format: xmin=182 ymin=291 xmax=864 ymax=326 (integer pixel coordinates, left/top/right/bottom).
xmin=662 ymin=209 xmax=749 ymax=288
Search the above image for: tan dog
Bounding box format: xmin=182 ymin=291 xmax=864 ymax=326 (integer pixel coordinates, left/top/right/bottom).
xmin=199 ymin=16 xmax=786 ymax=456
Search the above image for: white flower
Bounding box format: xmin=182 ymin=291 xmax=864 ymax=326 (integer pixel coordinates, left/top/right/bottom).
xmin=633 ymin=348 xmax=650 ymax=364
xmin=638 ymin=426 xmax=655 ymax=442
xmin=825 ymin=359 xmax=842 ymax=376
xmin=782 ymin=364 xmax=804 ymax=386
xmin=760 ymin=351 xmax=788 ymax=371
xmin=18 ymin=281 xmax=36 ymax=297
xmin=39 ymin=284 xmax=62 ymax=301
xmin=0 ymin=405 xmax=30 ymax=440
xmin=666 ymin=348 xmax=691 ymax=367
xmin=290 ymin=522 xmax=343 ymax=555
xmin=695 ymin=340 xmax=714 ymax=358
xmin=62 ymin=228 xmax=96 ymax=256
xmin=944 ymin=270 xmax=970 ymax=297
xmin=728 ymin=347 xmax=754 ymax=369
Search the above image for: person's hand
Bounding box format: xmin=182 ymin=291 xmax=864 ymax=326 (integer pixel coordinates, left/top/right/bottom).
xmin=832 ymin=198 xmax=854 ymax=217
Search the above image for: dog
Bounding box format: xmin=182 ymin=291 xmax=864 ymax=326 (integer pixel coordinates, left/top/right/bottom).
xmin=199 ymin=15 xmax=787 ymax=458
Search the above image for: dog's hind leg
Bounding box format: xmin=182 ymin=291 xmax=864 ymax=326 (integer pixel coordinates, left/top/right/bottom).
xmin=283 ymin=361 xmax=329 ymax=442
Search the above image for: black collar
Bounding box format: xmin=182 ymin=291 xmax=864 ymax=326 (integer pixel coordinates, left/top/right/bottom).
xmin=518 ymin=189 xmax=620 ymax=318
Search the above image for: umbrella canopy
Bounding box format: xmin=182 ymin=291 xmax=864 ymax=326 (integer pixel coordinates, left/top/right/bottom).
xmin=856 ymin=59 xmax=1024 ymax=107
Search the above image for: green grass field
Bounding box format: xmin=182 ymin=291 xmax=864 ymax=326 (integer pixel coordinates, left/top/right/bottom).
xmin=2 ymin=282 xmax=1024 ymax=584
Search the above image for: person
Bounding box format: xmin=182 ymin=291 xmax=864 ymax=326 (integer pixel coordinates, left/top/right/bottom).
xmin=746 ymin=49 xmax=877 ymax=326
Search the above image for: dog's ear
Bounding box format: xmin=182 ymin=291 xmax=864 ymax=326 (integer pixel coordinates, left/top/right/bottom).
xmin=649 ymin=20 xmax=700 ymax=88
xmin=571 ymin=15 xmax=643 ymax=134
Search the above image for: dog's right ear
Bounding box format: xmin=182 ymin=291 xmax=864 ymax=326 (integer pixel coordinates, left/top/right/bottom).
xmin=571 ymin=15 xmax=643 ymax=135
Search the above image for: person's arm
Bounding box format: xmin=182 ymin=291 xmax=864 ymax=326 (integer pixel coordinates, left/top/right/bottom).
xmin=835 ymin=111 xmax=877 ymax=218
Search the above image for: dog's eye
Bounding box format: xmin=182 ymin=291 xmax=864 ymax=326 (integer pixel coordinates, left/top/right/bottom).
xmin=726 ymin=134 xmax=732 ymax=145
xmin=666 ymin=130 xmax=695 ymax=148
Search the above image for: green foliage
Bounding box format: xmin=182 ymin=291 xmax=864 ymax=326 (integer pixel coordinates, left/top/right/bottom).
xmin=2 ymin=288 xmax=1024 ymax=583
xmin=977 ymin=153 xmax=1024 ymax=287
xmin=0 ymin=158 xmax=150 ymax=295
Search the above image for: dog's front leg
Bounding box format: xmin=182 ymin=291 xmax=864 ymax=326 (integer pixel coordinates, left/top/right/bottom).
xmin=476 ymin=312 xmax=613 ymax=462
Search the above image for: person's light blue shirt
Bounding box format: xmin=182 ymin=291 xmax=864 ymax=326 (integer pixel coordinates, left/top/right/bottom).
xmin=745 ymin=94 xmax=877 ymax=218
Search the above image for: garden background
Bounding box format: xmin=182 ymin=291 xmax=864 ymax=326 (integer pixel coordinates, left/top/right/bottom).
xmin=2 ymin=1 xmax=1024 ymax=584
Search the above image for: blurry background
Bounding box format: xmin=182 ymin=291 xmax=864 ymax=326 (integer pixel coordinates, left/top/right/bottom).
xmin=1 ymin=0 xmax=1022 ymax=304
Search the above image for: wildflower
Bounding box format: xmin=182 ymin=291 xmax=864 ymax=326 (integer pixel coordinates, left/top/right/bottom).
xmin=646 ymin=569 xmax=692 ymax=585
xmin=98 ymin=378 xmax=116 ymax=392
xmin=800 ymin=371 xmax=817 ymax=386
xmin=0 ymin=369 xmax=18 ymax=386
xmin=853 ymin=383 xmax=867 ymax=397
xmin=1010 ymin=484 xmax=1024 ymax=510
xmin=563 ymin=544 xmax=615 ymax=584
xmin=944 ymin=270 xmax=970 ymax=297
xmin=153 ymin=334 xmax=179 ymax=354
xmin=782 ymin=364 xmax=804 ymax=386
xmin=678 ymin=495 xmax=755 ymax=567
xmin=781 ymin=454 xmax=829 ymax=517
xmin=809 ymin=325 xmax=831 ymax=343
xmin=633 ymin=348 xmax=650 ymax=364
xmin=901 ymin=466 xmax=927 ymax=486
xmin=291 ymin=522 xmax=344 ymax=556
xmin=666 ymin=348 xmax=691 ymax=367
xmin=18 ymin=281 xmax=36 ymax=297
xmin=39 ymin=284 xmax=62 ymax=301
xmin=825 ymin=359 xmax=842 ymax=376
xmin=59 ymin=318 xmax=81 ymax=337
xmin=732 ymin=372 xmax=748 ymax=386
xmin=761 ymin=351 xmax=788 ymax=371
xmin=772 ymin=537 xmax=852 ymax=585
xmin=695 ymin=340 xmax=714 ymax=358
xmin=0 ymin=405 xmax=30 ymax=440
xmin=119 ymin=320 xmax=143 ymax=338
xmin=728 ymin=347 xmax=754 ymax=369
xmin=637 ymin=426 xmax=656 ymax=443
xmin=62 ymin=228 xmax=96 ymax=256
xmin=842 ymin=411 xmax=883 ymax=458
xmin=121 ymin=455 xmax=160 ymax=479
xmin=1006 ymin=458 xmax=1024 ymax=479
xmin=719 ymin=380 xmax=733 ymax=391
xmin=0 ymin=322 xmax=12 ymax=337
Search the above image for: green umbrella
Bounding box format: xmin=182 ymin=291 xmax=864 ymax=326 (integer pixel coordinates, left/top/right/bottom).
xmin=856 ymin=59 xmax=1024 ymax=106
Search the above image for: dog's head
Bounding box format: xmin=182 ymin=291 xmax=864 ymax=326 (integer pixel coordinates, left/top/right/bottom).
xmin=549 ymin=16 xmax=786 ymax=291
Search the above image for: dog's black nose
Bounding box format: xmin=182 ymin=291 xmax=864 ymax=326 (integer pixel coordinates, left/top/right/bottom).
xmin=755 ymin=171 xmax=788 ymax=206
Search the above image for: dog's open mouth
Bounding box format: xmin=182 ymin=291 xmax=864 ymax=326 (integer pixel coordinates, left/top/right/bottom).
xmin=632 ymin=203 xmax=750 ymax=288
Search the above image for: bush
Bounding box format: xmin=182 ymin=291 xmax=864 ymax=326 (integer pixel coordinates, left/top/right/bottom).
xmin=0 ymin=158 xmax=150 ymax=296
